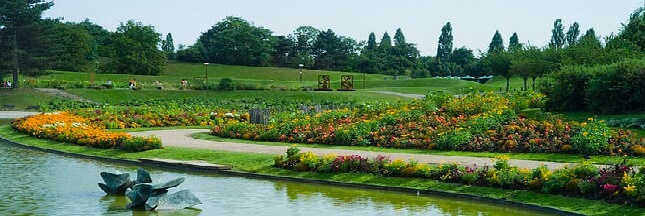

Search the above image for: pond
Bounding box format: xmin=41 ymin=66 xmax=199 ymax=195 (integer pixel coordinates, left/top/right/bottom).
xmin=0 ymin=120 xmax=550 ymax=215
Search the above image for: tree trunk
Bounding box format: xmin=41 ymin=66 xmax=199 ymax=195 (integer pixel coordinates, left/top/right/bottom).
xmin=531 ymin=77 xmax=537 ymax=90
xmin=523 ymin=77 xmax=528 ymax=91
xmin=12 ymin=31 xmax=19 ymax=89
xmin=505 ymin=77 xmax=510 ymax=92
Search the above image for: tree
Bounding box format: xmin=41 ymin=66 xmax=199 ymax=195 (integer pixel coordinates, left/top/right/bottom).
xmin=365 ymin=32 xmax=377 ymax=51
xmin=448 ymin=46 xmax=474 ymax=71
xmin=110 ymin=20 xmax=166 ymax=75
xmin=312 ymin=29 xmax=353 ymax=71
xmin=161 ymin=33 xmax=175 ymax=60
xmin=198 ymin=16 xmax=274 ymax=66
xmin=378 ymin=32 xmax=392 ymax=52
xmin=47 ymin=20 xmax=91 ymax=72
xmin=617 ymin=6 xmax=645 ymax=51
xmin=270 ymin=35 xmax=295 ymax=67
xmin=488 ymin=30 xmax=504 ymax=53
xmin=293 ymin=26 xmax=320 ymax=68
xmin=549 ymin=19 xmax=565 ymax=49
xmin=73 ymin=19 xmax=114 ymax=58
xmin=0 ymin=0 xmax=54 ymax=88
xmin=393 ymin=28 xmax=406 ymax=45
xmin=436 ymin=22 xmax=453 ymax=62
xmin=565 ymin=22 xmax=580 ymax=47
xmin=508 ymin=32 xmax=521 ymax=51
xmin=484 ymin=51 xmax=512 ymax=91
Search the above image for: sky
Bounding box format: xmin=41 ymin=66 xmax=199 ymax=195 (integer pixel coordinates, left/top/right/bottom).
xmin=44 ymin=0 xmax=644 ymax=56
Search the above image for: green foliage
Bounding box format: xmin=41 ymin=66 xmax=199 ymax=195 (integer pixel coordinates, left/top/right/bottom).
xmin=565 ymin=22 xmax=580 ymax=47
xmin=549 ymin=19 xmax=566 ymax=49
xmin=483 ymin=51 xmax=511 ymax=91
xmin=487 ymin=30 xmax=504 ymax=54
xmin=161 ymin=33 xmax=175 ymax=60
xmin=437 ymin=130 xmax=472 ymax=150
xmin=198 ymin=16 xmax=274 ymax=66
xmin=617 ymin=6 xmax=645 ymax=51
xmin=437 ymin=22 xmax=453 ymax=62
xmin=571 ymin=119 xmax=613 ymax=155
xmin=121 ymin=136 xmax=162 ymax=152
xmin=542 ymin=58 xmax=645 ymax=113
xmin=110 ymin=20 xmax=166 ymax=75
xmin=508 ymin=32 xmax=521 ymax=51
xmin=218 ymin=77 xmax=235 ymax=91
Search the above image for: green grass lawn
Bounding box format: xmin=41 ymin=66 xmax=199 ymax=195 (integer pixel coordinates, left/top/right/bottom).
xmin=19 ymin=61 xmax=540 ymax=95
xmin=66 ymin=88 xmax=411 ymax=105
xmin=0 ymin=88 xmax=56 ymax=109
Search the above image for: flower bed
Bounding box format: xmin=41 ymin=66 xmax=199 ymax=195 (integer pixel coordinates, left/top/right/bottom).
xmin=276 ymin=146 xmax=645 ymax=207
xmin=212 ymin=91 xmax=645 ymax=156
xmin=11 ymin=112 xmax=161 ymax=152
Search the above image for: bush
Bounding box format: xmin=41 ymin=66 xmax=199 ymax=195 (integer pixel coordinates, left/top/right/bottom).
xmin=121 ymin=136 xmax=162 ymax=152
xmin=218 ymin=78 xmax=235 ymax=91
xmin=585 ymin=59 xmax=645 ymax=114
xmin=571 ymin=119 xmax=613 ymax=155
xmin=436 ymin=130 xmax=472 ymax=150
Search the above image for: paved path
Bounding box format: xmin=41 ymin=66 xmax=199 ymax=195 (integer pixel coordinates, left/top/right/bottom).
xmin=131 ymin=129 xmax=580 ymax=170
xmin=0 ymin=111 xmax=38 ymax=119
xmin=371 ymin=91 xmax=425 ymax=99
xmin=34 ymin=88 xmax=94 ymax=103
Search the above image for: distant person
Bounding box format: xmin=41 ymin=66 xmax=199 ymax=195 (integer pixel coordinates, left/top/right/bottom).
xmin=6 ymin=81 xmax=11 ymax=88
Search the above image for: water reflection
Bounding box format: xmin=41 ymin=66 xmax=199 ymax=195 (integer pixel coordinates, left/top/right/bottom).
xmin=0 ymin=134 xmax=547 ymax=216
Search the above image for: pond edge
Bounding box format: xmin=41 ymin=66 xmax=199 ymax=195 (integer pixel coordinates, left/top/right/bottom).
xmin=0 ymin=135 xmax=582 ymax=216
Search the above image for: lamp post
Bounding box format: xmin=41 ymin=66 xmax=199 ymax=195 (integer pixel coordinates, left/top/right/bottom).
xmin=204 ymin=63 xmax=209 ymax=80
xmin=298 ymin=64 xmax=304 ymax=82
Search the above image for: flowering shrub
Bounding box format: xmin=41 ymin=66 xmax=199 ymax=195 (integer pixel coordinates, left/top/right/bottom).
xmin=11 ymin=112 xmax=161 ymax=152
xmin=275 ymin=147 xmax=645 ymax=207
xmin=213 ymin=91 xmax=645 ymax=156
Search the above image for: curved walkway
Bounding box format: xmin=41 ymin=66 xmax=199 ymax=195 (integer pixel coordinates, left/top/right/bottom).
xmin=371 ymin=91 xmax=425 ymax=99
xmin=131 ymin=129 xmax=579 ymax=170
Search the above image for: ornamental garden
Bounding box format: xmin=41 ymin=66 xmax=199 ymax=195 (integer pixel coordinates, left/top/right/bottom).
xmin=10 ymin=90 xmax=645 ymax=207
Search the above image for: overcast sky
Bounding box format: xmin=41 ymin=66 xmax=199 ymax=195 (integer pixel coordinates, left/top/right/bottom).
xmin=44 ymin=0 xmax=644 ymax=56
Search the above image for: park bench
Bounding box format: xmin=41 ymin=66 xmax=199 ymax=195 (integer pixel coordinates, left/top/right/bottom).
xmin=1 ymin=105 xmax=15 ymax=111
xmin=25 ymin=105 xmax=40 ymax=111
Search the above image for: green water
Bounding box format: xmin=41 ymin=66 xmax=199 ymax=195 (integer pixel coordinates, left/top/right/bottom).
xmin=0 ymin=120 xmax=551 ymax=215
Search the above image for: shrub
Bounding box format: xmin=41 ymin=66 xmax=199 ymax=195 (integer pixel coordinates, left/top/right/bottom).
xmin=218 ymin=77 xmax=235 ymax=91
xmin=571 ymin=119 xmax=613 ymax=155
xmin=436 ymin=130 xmax=472 ymax=150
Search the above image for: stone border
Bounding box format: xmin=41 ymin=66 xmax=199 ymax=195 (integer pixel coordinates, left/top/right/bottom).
xmin=0 ymin=134 xmax=582 ymax=216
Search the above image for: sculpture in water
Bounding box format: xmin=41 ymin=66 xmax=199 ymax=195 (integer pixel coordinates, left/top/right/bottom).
xmin=98 ymin=167 xmax=201 ymax=211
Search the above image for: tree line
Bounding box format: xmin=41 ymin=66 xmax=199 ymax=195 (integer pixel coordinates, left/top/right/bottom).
xmin=1 ymin=1 xmax=643 ymax=95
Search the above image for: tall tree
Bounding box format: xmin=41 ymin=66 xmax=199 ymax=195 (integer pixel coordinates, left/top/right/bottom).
xmin=293 ymin=26 xmax=320 ymax=68
xmin=312 ymin=29 xmax=352 ymax=70
xmin=111 ymin=20 xmax=166 ymax=75
xmin=565 ymin=22 xmax=580 ymax=47
xmin=198 ymin=16 xmax=274 ymax=66
xmin=0 ymin=0 xmax=54 ymax=88
xmin=484 ymin=51 xmax=512 ymax=91
xmin=161 ymin=33 xmax=175 ymax=60
xmin=365 ymin=32 xmax=377 ymax=51
xmin=436 ymin=22 xmax=453 ymax=62
xmin=47 ymin=20 xmax=91 ymax=72
xmin=488 ymin=30 xmax=504 ymax=53
xmin=393 ymin=28 xmax=406 ymax=45
xmin=549 ymin=19 xmax=566 ymax=49
xmin=508 ymin=32 xmax=521 ymax=51
xmin=448 ymin=46 xmax=474 ymax=71
xmin=379 ymin=32 xmax=392 ymax=52
xmin=617 ymin=6 xmax=645 ymax=51
xmin=270 ymin=35 xmax=295 ymax=67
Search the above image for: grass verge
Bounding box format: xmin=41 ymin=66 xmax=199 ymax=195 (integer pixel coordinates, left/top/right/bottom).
xmin=192 ymin=132 xmax=645 ymax=166
xmin=1 ymin=125 xmax=643 ymax=215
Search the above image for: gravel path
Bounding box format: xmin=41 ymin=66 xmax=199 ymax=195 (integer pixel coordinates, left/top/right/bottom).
xmin=130 ymin=129 xmax=580 ymax=170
